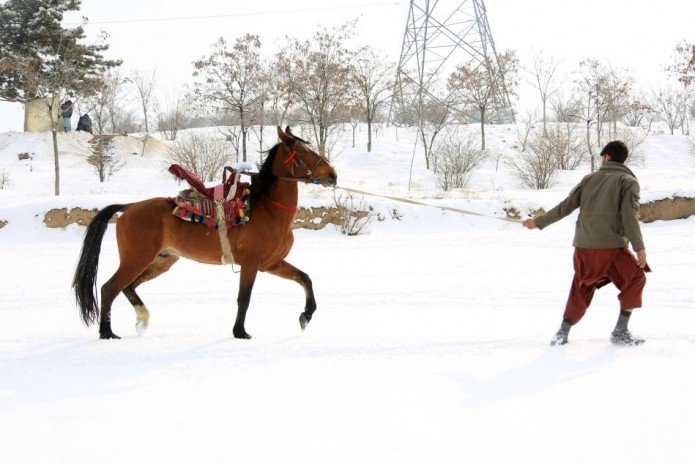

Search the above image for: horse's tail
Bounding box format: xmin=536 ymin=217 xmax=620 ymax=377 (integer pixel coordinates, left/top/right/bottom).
xmin=72 ymin=204 xmax=127 ymax=326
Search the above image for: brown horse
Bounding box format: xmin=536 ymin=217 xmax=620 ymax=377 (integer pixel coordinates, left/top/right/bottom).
xmin=73 ymin=126 xmax=338 ymax=339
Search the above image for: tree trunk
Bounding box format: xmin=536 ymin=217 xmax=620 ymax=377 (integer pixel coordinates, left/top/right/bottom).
xmin=480 ymin=108 xmax=486 ymax=151
xmin=143 ymin=105 xmax=149 ymax=133
xmin=542 ymin=98 xmax=547 ymax=135
xmin=52 ymin=127 xmax=60 ymax=196
xmin=586 ymin=120 xmax=595 ymax=173
xmin=367 ymin=116 xmax=373 ymax=152
xmin=419 ymin=130 xmax=430 ymax=170
xmin=240 ymin=108 xmax=247 ymax=162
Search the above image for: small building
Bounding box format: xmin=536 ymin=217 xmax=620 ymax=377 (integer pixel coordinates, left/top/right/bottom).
xmin=24 ymin=97 xmax=62 ymax=132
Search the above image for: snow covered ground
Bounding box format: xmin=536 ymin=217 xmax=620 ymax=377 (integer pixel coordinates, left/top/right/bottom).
xmin=1 ymin=126 xmax=694 ymax=462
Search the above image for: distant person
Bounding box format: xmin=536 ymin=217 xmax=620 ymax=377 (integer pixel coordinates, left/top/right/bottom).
xmin=76 ymin=113 xmax=93 ymax=134
xmin=522 ymin=140 xmax=650 ymax=346
xmin=60 ymin=100 xmax=73 ymax=133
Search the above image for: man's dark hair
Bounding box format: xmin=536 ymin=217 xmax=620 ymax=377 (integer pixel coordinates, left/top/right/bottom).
xmin=600 ymin=140 xmax=628 ymax=163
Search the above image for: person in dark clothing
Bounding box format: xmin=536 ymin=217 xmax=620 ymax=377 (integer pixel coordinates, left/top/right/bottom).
xmin=61 ymin=100 xmax=73 ymax=133
xmin=522 ymin=140 xmax=650 ymax=346
xmin=76 ymin=114 xmax=93 ymax=134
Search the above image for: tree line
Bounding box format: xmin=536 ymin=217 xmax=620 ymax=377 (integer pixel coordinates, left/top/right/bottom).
xmin=1 ymin=0 xmax=694 ymax=194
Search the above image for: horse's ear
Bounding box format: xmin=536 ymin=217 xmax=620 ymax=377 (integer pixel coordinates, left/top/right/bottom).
xmin=277 ymin=126 xmax=290 ymax=144
xmin=285 ymin=126 xmax=294 ymax=137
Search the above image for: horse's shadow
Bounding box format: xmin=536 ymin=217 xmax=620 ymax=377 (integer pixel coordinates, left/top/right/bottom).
xmin=0 ymin=335 xmax=254 ymax=407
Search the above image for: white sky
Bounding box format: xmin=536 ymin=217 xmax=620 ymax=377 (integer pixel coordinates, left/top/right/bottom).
xmin=1 ymin=0 xmax=694 ymax=131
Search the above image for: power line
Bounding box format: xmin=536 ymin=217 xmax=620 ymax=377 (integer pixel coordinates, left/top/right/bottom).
xmin=70 ymin=2 xmax=406 ymax=26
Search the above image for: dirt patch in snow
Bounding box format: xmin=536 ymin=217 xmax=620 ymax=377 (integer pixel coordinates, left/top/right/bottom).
xmin=42 ymin=205 xmax=346 ymax=230
xmin=0 ymin=219 xmax=6 ymax=229
xmin=43 ymin=207 xmax=117 ymax=228
xmin=640 ymin=197 xmax=695 ymax=223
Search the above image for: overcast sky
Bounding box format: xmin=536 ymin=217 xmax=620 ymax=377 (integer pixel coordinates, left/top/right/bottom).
xmin=1 ymin=0 xmax=694 ymax=131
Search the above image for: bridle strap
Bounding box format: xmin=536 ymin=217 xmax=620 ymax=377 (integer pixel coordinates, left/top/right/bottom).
xmin=264 ymin=195 xmax=299 ymax=214
xmin=276 ymin=176 xmax=317 ymax=183
xmin=284 ymin=148 xmax=298 ymax=166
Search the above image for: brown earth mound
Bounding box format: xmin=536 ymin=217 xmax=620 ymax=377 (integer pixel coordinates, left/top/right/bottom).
xmin=43 ymin=207 xmax=117 ymax=228
xmin=292 ymin=206 xmax=345 ymax=230
xmin=639 ymin=197 xmax=695 ymax=223
xmin=0 ymin=219 xmax=6 ymax=229
xmin=42 ymin=206 xmax=345 ymax=230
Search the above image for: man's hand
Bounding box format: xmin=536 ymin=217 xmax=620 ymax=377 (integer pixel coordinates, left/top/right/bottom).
xmin=636 ymin=249 xmax=647 ymax=268
xmin=522 ymin=218 xmax=537 ymax=229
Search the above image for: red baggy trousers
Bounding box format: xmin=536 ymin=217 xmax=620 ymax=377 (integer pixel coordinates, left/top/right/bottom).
xmin=563 ymin=247 xmax=648 ymax=325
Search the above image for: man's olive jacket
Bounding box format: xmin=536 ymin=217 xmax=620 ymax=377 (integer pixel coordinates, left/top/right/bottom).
xmin=534 ymin=162 xmax=645 ymax=251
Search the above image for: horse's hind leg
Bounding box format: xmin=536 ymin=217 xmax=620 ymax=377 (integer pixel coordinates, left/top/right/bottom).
xmin=100 ymin=256 xmax=159 ymax=339
xmin=267 ymin=260 xmax=317 ymax=330
xmin=122 ymin=253 xmax=179 ymax=336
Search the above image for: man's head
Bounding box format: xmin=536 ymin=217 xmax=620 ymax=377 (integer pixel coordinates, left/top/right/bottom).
xmin=600 ymin=140 xmax=628 ymax=163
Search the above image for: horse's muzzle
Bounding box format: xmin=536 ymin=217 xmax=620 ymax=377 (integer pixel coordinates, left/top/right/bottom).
xmin=321 ymin=171 xmax=338 ymax=187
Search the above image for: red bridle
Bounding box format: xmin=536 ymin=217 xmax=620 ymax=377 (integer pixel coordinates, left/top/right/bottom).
xmin=266 ymin=143 xmax=329 ymax=214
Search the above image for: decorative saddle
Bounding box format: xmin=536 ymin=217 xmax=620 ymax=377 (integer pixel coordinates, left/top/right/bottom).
xmin=168 ymin=164 xmax=251 ymax=229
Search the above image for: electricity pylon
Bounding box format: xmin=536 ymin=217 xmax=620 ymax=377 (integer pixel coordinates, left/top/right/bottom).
xmin=390 ymin=0 xmax=514 ymax=124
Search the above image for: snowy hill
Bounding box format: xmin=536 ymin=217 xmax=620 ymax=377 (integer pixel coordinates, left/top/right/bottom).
xmin=1 ymin=125 xmax=695 ymax=462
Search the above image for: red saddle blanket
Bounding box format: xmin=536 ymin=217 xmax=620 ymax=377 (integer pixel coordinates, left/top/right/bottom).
xmin=168 ymin=164 xmax=251 ymax=228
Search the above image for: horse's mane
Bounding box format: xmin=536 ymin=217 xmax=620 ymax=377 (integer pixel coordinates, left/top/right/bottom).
xmin=249 ymin=135 xmax=311 ymax=202
xmin=249 ymin=143 xmax=279 ymax=202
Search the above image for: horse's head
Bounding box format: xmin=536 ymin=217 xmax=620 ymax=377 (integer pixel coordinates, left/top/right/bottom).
xmin=275 ymin=126 xmax=338 ymax=187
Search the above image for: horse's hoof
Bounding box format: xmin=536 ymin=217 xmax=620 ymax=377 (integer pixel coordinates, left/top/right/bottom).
xmin=99 ymin=331 xmax=121 ymax=340
xmin=299 ymin=313 xmax=310 ymax=330
xmin=135 ymin=321 xmax=148 ymax=337
xmin=233 ymin=330 xmax=252 ymax=340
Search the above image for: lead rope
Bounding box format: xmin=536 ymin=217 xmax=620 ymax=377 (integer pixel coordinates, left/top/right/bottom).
xmin=336 ymin=186 xmax=521 ymax=224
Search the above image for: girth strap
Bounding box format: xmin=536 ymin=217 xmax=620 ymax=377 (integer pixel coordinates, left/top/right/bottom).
xmin=214 ymin=172 xmax=240 ymax=266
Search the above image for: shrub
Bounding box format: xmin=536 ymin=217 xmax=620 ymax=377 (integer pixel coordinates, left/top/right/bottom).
xmin=431 ymin=130 xmax=486 ymax=191
xmin=333 ymin=191 xmax=375 ymax=236
xmin=87 ymin=135 xmax=124 ymax=182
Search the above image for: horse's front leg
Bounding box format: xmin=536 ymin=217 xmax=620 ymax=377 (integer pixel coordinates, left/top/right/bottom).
xmin=234 ymin=265 xmax=258 ymax=339
xmin=267 ymin=260 xmax=317 ymax=331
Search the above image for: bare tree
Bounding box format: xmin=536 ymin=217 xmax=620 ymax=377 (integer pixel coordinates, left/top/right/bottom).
xmin=131 ymin=67 xmax=158 ymax=133
xmin=599 ymin=66 xmax=633 ymax=139
xmin=278 ymin=22 xmax=356 ymax=158
xmin=621 ymin=93 xmax=653 ymax=128
xmin=574 ymin=59 xmax=609 ymax=172
xmin=667 ymin=41 xmax=695 ymax=87
xmin=266 ymin=51 xmax=293 ymax=127
xmin=516 ymin=109 xmax=538 ymax=152
xmin=103 ymin=69 xmax=131 ymax=133
xmin=165 ymin=132 xmax=233 ymax=182
xmin=550 ymin=90 xmax=582 ymax=123
xmin=192 ymin=34 xmax=263 ymax=162
xmin=530 ymin=50 xmax=562 ymax=134
xmin=81 ymin=69 xmax=129 ymax=134
xmin=652 ymin=86 xmax=690 ymax=135
xmin=448 ymin=50 xmax=519 ymax=150
xmin=352 ymin=45 xmax=393 ymax=152
xmin=415 ymin=90 xmax=451 ymax=170
xmin=156 ymin=88 xmax=191 ymax=141
xmin=345 ymin=101 xmax=362 ymax=148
